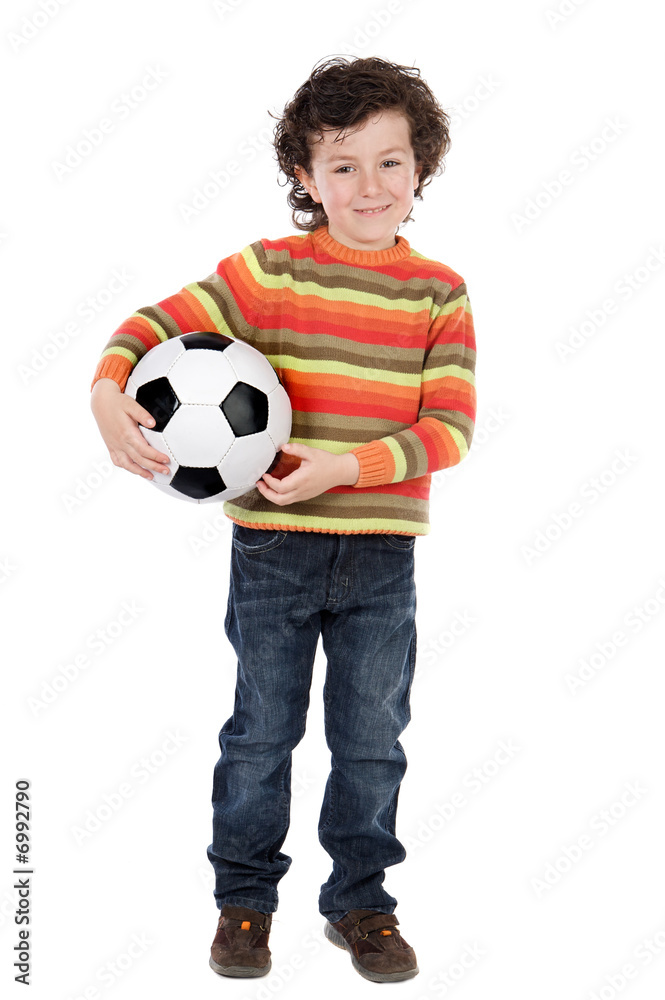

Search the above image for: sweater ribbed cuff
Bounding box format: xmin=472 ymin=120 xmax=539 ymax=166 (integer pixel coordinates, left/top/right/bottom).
xmin=350 ymin=442 xmax=391 ymax=488
xmin=90 ymin=356 xmax=133 ymax=393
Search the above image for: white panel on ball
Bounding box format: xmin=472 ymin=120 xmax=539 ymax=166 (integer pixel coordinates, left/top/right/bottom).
xmin=163 ymin=406 xmax=235 ymax=466
xmin=198 ymin=484 xmax=252 ymax=505
xmin=126 ymin=337 xmax=186 ymax=388
xmin=139 ymin=427 xmax=178 ymax=487
xmin=168 ymin=350 xmax=238 ymax=405
xmin=267 ymin=384 xmax=292 ymax=447
xmin=224 ymin=339 xmax=280 ymax=394
xmin=219 ymin=431 xmax=277 ymax=488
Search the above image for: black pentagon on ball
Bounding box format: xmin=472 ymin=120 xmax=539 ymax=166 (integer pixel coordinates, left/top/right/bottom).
xmin=171 ymin=465 xmax=227 ymax=500
xmin=136 ymin=377 xmax=180 ymax=432
xmin=221 ymin=382 xmax=269 ymax=436
xmin=180 ymin=332 xmax=235 ymax=351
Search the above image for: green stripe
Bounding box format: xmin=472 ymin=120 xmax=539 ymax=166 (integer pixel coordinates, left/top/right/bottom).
xmin=276 ymin=354 xmax=421 ymax=386
xmin=437 ymin=296 xmax=470 ymax=318
xmin=222 ymin=502 xmax=429 ymax=535
xmin=288 ymin=437 xmax=365 ymax=453
xmin=100 ymin=346 xmax=139 ymax=363
xmin=247 ymin=256 xmax=429 ymax=315
xmin=184 ymin=282 xmax=237 ymax=338
xmin=447 ymin=425 xmax=470 ymax=459
xmin=139 ymin=316 xmax=170 ymax=342
xmin=422 ymin=364 xmax=476 ymax=384
xmin=383 ymin=437 xmax=408 ymax=483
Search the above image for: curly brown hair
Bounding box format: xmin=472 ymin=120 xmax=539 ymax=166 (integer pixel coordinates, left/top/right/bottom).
xmin=270 ymin=55 xmax=452 ymax=232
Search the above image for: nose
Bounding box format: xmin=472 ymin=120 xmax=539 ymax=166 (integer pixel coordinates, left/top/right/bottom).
xmin=357 ymin=168 xmax=382 ymax=197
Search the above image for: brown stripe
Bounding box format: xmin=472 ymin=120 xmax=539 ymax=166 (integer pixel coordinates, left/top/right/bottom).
xmin=229 ymin=487 xmax=430 ymax=524
xmin=434 ymin=281 xmax=469 ymax=310
xmin=192 ymin=272 xmax=256 ymax=336
xmin=255 ymin=333 xmax=426 ymax=374
xmin=422 ymin=408 xmax=476 ymax=446
xmin=104 ymin=332 xmax=152 ymax=360
xmin=253 ymin=240 xmax=453 ymax=304
xmin=393 ymin=430 xmax=422 ymax=480
xmin=426 ymin=342 xmax=476 ymax=370
xmin=289 ymin=412 xmax=408 ymax=443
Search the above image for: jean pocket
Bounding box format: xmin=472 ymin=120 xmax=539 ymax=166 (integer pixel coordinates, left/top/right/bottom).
xmin=231 ymin=524 xmax=287 ymax=554
xmin=380 ymin=533 xmax=416 ymax=550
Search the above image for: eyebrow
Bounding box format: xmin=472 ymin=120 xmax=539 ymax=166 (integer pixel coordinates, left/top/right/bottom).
xmin=322 ymin=147 xmax=408 ymax=163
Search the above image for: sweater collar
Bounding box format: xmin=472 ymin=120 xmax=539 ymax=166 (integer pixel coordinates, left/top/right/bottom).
xmin=311 ymin=225 xmax=411 ymax=265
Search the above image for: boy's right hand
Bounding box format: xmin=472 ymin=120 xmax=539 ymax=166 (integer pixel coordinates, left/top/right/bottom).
xmin=90 ymin=378 xmax=171 ymax=480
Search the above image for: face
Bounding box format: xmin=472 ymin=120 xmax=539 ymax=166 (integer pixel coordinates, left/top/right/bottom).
xmin=295 ymin=109 xmax=421 ymax=252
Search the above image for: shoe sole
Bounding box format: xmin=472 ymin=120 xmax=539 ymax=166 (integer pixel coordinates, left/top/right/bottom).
xmin=209 ymin=955 xmax=272 ymax=978
xmin=324 ymin=920 xmax=419 ymax=983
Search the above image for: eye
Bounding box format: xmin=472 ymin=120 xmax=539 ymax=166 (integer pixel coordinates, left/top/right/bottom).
xmin=334 ymin=160 xmax=400 ymax=174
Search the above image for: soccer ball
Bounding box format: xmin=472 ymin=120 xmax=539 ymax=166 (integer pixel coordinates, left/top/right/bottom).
xmin=124 ymin=331 xmax=292 ymax=503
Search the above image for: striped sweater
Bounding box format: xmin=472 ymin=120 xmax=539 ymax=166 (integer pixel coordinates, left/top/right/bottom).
xmin=90 ymin=225 xmax=477 ymax=535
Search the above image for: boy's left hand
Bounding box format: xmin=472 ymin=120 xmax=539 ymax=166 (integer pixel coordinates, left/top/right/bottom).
xmin=255 ymin=442 xmax=360 ymax=505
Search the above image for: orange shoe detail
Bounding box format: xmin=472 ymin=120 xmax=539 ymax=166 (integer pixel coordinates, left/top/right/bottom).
xmin=241 ymin=920 xmax=251 ymax=930
xmin=380 ymin=929 xmax=392 ymax=936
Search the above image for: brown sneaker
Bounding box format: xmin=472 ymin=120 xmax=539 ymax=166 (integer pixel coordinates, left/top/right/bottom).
xmin=324 ymin=908 xmax=419 ymax=982
xmin=209 ymin=904 xmax=272 ymax=978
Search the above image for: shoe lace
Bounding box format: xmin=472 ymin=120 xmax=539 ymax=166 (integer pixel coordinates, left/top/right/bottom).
xmin=352 ymin=912 xmax=398 ymax=941
xmin=219 ymin=915 xmax=268 ymax=932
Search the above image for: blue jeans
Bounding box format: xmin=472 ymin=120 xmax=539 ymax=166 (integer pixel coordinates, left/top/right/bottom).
xmin=207 ymin=523 xmax=417 ymax=923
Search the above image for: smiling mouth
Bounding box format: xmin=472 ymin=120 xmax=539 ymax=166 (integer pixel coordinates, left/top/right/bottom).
xmin=354 ymin=205 xmax=390 ymax=214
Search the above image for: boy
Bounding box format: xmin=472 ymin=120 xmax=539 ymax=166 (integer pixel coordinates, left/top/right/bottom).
xmin=90 ymin=55 xmax=477 ymax=984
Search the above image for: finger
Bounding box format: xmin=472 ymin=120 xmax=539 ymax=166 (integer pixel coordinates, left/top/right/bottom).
xmin=259 ymin=471 xmax=289 ymax=491
xmin=125 ymin=439 xmax=171 ymax=474
xmin=138 ymin=442 xmax=172 ymax=469
xmin=255 ymin=480 xmax=293 ymax=505
xmin=114 ymin=450 xmax=155 ymax=480
xmin=128 ymin=422 xmax=171 ymax=465
xmin=134 ymin=453 xmax=171 ymax=474
xmin=282 ymin=441 xmax=310 ymax=458
xmin=131 ymin=403 xmax=158 ymax=429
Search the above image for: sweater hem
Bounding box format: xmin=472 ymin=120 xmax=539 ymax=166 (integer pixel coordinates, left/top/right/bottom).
xmin=225 ymin=515 xmax=426 ymax=536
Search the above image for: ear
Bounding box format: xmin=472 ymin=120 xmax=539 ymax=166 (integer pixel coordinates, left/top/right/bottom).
xmin=295 ymin=165 xmax=322 ymax=204
xmin=413 ymin=162 xmax=422 ymax=192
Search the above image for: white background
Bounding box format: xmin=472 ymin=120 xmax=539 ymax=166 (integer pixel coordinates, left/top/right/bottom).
xmin=2 ymin=0 xmax=664 ymax=997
